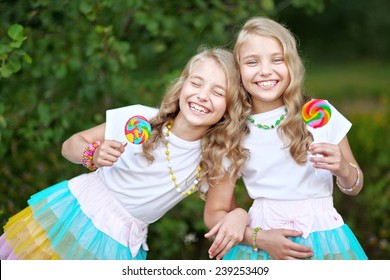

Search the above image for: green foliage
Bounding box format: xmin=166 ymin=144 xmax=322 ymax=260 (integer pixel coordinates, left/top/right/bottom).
xmin=341 ymin=97 xmax=390 ymax=259
xmin=0 ymin=24 xmax=31 ymax=78
xmin=1 ymin=0 xmax=389 ymax=260
xmin=280 ymin=0 xmax=390 ymax=61
xmin=291 ymin=0 xmax=326 ymax=14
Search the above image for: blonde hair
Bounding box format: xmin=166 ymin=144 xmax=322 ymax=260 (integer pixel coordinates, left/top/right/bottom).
xmin=142 ymin=46 xmax=251 ymax=197
xmin=233 ymin=17 xmax=313 ymax=164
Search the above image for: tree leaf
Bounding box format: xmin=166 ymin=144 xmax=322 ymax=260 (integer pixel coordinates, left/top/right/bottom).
xmin=7 ymin=24 xmax=24 ymax=41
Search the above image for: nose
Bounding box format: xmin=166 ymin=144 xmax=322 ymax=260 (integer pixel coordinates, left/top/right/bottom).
xmin=197 ymin=88 xmax=209 ymax=101
xmin=259 ymin=63 xmax=272 ymax=76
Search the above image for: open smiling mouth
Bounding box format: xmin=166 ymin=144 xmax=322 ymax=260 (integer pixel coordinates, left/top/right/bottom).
xmin=190 ymin=102 xmax=210 ymax=114
xmin=256 ymin=80 xmax=277 ymax=88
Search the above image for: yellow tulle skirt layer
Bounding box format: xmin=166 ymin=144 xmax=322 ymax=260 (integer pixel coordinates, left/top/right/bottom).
xmin=2 ymin=207 xmax=60 ymax=259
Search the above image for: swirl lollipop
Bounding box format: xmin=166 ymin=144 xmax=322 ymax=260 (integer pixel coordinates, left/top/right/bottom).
xmin=302 ymin=99 xmax=331 ymax=128
xmin=124 ymin=115 xmax=151 ymax=144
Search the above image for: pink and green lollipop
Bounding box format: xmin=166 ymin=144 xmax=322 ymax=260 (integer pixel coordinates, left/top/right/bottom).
xmin=302 ymin=99 xmax=331 ymax=128
xmin=124 ymin=115 xmax=151 ymax=144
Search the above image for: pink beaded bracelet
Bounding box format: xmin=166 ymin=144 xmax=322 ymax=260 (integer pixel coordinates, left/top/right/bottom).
xmin=81 ymin=141 xmax=100 ymax=171
xmin=336 ymin=162 xmax=360 ymax=192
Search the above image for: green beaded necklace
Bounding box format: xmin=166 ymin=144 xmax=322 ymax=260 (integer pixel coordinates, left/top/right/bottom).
xmin=248 ymin=108 xmax=287 ymax=129
xmin=165 ymin=121 xmax=202 ymax=197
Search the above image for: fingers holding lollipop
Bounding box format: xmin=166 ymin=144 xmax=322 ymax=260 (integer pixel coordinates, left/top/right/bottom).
xmin=93 ymin=115 xmax=152 ymax=168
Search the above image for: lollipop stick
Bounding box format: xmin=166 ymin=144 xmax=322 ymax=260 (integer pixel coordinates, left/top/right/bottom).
xmin=309 ymin=151 xmax=323 ymax=176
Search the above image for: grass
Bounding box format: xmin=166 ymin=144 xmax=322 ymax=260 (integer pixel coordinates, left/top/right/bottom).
xmin=304 ymin=59 xmax=390 ymax=116
xmin=305 ymin=59 xmax=390 ymax=98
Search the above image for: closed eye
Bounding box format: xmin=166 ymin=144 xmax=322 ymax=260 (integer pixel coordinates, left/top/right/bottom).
xmin=190 ymin=81 xmax=201 ymax=87
xmin=213 ymin=90 xmax=225 ymax=97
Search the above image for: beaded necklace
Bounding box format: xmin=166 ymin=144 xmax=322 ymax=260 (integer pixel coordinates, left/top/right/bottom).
xmin=248 ymin=108 xmax=287 ymax=129
xmin=165 ymin=121 xmax=202 ymax=197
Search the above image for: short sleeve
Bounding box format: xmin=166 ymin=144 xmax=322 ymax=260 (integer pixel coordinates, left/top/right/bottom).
xmin=308 ymin=100 xmax=352 ymax=145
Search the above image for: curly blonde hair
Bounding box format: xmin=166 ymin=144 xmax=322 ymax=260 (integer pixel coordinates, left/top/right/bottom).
xmin=142 ymin=46 xmax=251 ymax=197
xmin=233 ymin=17 xmax=313 ymax=164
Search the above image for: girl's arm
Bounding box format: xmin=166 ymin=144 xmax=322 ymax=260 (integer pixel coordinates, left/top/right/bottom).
xmin=62 ymin=123 xmax=126 ymax=168
xmin=204 ymin=173 xmax=249 ymax=260
xmin=309 ymin=136 xmax=364 ymax=196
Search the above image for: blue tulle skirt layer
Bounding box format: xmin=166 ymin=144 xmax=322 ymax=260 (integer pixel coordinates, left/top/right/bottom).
xmin=223 ymin=224 xmax=367 ymax=260
xmin=0 ymin=180 xmax=146 ymax=260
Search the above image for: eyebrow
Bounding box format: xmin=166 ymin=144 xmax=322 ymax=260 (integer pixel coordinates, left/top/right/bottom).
xmin=241 ymin=52 xmax=283 ymax=60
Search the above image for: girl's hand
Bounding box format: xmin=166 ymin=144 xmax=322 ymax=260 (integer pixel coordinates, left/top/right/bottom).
xmin=93 ymin=140 xmax=127 ymax=167
xmin=309 ymin=137 xmax=363 ymax=196
xmin=257 ymin=228 xmax=313 ymax=260
xmin=308 ymin=142 xmax=349 ymax=177
xmin=204 ymin=208 xmax=249 ymax=260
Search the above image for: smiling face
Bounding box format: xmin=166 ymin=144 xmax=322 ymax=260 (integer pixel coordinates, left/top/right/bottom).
xmin=238 ymin=34 xmax=291 ymax=113
xmin=174 ymin=57 xmax=227 ymax=138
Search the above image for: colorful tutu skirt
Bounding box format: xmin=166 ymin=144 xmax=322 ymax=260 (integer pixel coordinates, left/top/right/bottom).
xmin=0 ymin=173 xmax=148 ymax=260
xmin=224 ymin=197 xmax=367 ymax=260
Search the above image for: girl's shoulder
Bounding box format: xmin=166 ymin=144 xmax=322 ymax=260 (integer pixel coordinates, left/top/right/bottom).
xmin=106 ymin=104 xmax=158 ymax=120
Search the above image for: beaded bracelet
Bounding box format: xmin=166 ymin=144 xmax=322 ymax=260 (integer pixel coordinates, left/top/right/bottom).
xmin=251 ymin=227 xmax=262 ymax=252
xmin=336 ymin=162 xmax=360 ymax=192
xmin=81 ymin=141 xmax=100 ymax=171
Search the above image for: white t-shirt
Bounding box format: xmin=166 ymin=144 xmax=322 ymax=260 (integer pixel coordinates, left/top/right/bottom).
xmin=97 ymin=104 xmax=203 ymax=224
xmin=241 ymin=101 xmax=351 ymax=200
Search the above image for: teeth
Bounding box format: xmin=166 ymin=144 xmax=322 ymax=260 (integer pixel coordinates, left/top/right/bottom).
xmin=258 ymin=81 xmax=277 ymax=87
xmin=190 ymin=103 xmax=209 ymax=113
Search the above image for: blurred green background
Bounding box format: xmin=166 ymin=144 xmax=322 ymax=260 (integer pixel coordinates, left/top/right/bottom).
xmin=1 ymin=0 xmax=389 ymax=260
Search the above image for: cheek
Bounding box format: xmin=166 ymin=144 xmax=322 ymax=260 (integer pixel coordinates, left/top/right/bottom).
xmin=179 ymin=85 xmax=192 ymax=100
xmin=214 ymin=99 xmax=227 ymax=116
xmin=240 ymin=68 xmax=254 ymax=83
xmin=282 ymin=68 xmax=291 ymax=85
xmin=279 ymin=65 xmax=290 ymax=79
xmin=178 ymin=91 xmax=188 ymax=109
